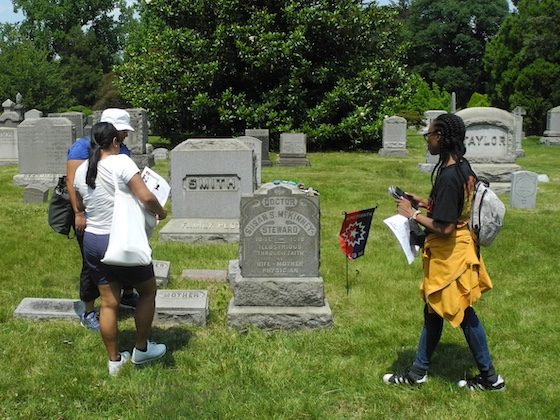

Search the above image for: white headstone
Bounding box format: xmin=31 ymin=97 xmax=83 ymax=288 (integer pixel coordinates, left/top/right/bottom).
xmin=235 ymin=135 xmax=262 ymax=187
xmin=277 ymin=133 xmax=310 ymax=166
xmin=539 ymin=105 xmax=560 ymax=145
xmin=510 ymin=170 xmax=538 ymax=209
xmin=379 ymin=116 xmax=407 ymax=157
xmin=0 ymin=127 xmax=18 ymax=165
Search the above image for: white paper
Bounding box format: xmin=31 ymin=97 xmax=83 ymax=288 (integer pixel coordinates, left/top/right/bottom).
xmin=141 ymin=167 xmax=170 ymax=207
xmin=383 ymin=214 xmax=419 ymax=264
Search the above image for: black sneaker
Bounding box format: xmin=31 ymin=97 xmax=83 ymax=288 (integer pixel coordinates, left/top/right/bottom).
xmin=457 ymin=374 xmax=505 ymax=391
xmin=120 ymin=291 xmax=139 ymax=309
xmin=383 ymin=371 xmax=427 ymax=386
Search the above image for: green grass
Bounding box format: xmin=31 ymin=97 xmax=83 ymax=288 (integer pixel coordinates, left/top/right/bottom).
xmin=1 ymin=134 xmax=559 ymax=418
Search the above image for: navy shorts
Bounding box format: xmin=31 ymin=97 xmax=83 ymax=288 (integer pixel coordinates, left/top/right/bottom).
xmin=83 ymin=231 xmax=154 ymax=288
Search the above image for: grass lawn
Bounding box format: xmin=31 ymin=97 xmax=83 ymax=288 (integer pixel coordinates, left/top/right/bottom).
xmin=0 ymin=133 xmax=559 ymax=418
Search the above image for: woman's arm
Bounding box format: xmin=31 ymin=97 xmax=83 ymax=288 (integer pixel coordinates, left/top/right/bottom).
xmin=396 ymin=197 xmax=455 ymax=236
xmin=66 ymin=159 xmax=87 ymax=233
xmin=127 ymin=173 xmax=167 ymax=220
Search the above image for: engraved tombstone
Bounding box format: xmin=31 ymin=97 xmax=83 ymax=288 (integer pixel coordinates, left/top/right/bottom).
xmin=14 ymin=298 xmax=84 ymax=321
xmin=245 ymin=128 xmax=272 ymax=166
xmin=14 ymin=118 xmax=74 ymax=187
xmin=0 ymin=127 xmax=18 ymax=165
xmin=159 ymin=138 xmax=254 ymax=243
xmin=277 ymin=133 xmax=310 ymax=166
xmin=510 ymin=170 xmax=538 ymax=209
xmin=0 ymin=99 xmax=22 ymax=128
xmin=23 ymin=184 xmax=49 ymax=203
xmin=24 ymin=109 xmax=43 ymax=119
xmin=512 ymin=106 xmax=526 ymax=157
xmin=456 ymin=107 xmax=521 ymax=193
xmin=539 ymin=105 xmax=560 ymax=145
xmin=153 ymin=147 xmax=169 ymax=161
xmin=418 ymin=110 xmax=446 ymax=172
xmin=154 ymin=289 xmax=209 ymax=326
xmin=379 ymin=116 xmax=408 ymax=157
xmin=227 ymin=183 xmax=333 ymax=330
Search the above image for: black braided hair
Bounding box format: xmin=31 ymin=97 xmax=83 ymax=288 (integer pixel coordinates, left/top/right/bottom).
xmin=86 ymin=122 xmax=118 ymax=189
xmin=430 ymin=113 xmax=472 ymax=218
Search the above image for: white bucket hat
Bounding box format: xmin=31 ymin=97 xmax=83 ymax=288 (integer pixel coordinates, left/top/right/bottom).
xmin=100 ymin=108 xmax=135 ymax=131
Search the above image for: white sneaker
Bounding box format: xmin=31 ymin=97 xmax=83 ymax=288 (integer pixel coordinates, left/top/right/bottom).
xmin=108 ymin=351 xmax=131 ymax=376
xmin=131 ymin=341 xmax=167 ymax=365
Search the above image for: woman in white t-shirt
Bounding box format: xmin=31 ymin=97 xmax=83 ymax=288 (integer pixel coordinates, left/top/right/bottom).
xmin=74 ymin=122 xmax=168 ymax=375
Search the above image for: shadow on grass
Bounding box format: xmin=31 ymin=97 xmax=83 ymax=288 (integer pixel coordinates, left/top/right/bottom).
xmin=386 ymin=343 xmax=477 ymax=383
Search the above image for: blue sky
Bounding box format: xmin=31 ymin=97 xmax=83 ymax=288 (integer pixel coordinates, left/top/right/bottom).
xmin=0 ymin=1 xmax=391 ymax=24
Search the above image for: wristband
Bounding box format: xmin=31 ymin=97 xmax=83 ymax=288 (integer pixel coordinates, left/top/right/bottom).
xmin=410 ymin=210 xmax=421 ymax=221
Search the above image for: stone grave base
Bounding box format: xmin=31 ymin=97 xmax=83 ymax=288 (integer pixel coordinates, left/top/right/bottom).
xmin=277 ymin=157 xmax=310 ymax=166
xmin=14 ymin=298 xmax=84 ymax=321
xmin=539 ymin=136 xmax=560 ymax=145
xmin=159 ymin=218 xmax=240 ymax=243
xmin=0 ymin=158 xmax=18 ymax=166
xmin=378 ymin=148 xmax=408 ymax=157
xmin=230 ymin=273 xmax=325 ymax=307
xmin=154 ymin=289 xmax=208 ymax=326
xmin=13 ymin=173 xmax=61 ymax=188
xmin=262 ymin=159 xmax=273 ymax=167
xmin=227 ymin=299 xmax=333 ymax=330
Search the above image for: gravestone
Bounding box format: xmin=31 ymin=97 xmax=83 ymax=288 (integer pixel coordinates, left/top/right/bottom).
xmin=14 ymin=298 xmax=84 ymax=321
xmin=510 ymin=171 xmax=538 ymax=209
xmin=512 ymin=106 xmax=526 ymax=157
xmin=23 ymin=184 xmax=49 ymax=203
xmin=539 ymin=105 xmax=560 ymax=145
xmin=451 ymin=92 xmax=457 ymax=113
xmin=159 ymin=138 xmax=254 ymax=243
xmin=236 ymin=135 xmax=262 ymax=187
xmin=277 ymin=133 xmax=310 ymax=166
xmin=48 ymin=112 xmax=85 ymax=139
xmin=24 ymin=109 xmax=43 ymax=119
xmin=153 ymin=260 xmax=171 ymax=288
xmin=182 ymin=269 xmax=227 ymax=282
xmin=379 ymin=116 xmax=408 ymax=157
xmin=13 ymin=117 xmax=74 ymax=187
xmin=0 ymin=99 xmax=22 ymax=128
xmin=93 ymin=108 xmax=153 ymax=168
xmin=245 ymin=128 xmax=272 ymax=166
xmin=154 ymin=290 xmax=209 ymax=326
xmin=0 ymin=127 xmax=18 ymax=165
xmin=153 ymin=147 xmax=169 ymax=161
xmin=227 ymin=182 xmax=332 ymax=330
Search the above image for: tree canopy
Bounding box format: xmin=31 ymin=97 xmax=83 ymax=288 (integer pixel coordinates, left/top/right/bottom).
xmin=484 ymin=0 xmax=560 ymax=134
xmin=116 ymin=0 xmax=411 ymax=150
xmin=403 ymin=0 xmax=509 ymax=107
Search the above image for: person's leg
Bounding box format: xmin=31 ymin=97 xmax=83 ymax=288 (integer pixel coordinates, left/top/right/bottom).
xmin=460 ymin=307 xmax=495 ymax=378
xmin=411 ymin=304 xmax=444 ymax=376
xmin=384 ymin=304 xmax=442 ymax=385
xmin=98 ymin=282 xmax=122 ymax=361
xmin=132 ymin=277 xmax=157 ymax=349
xmin=76 ymin=232 xmax=99 ymax=312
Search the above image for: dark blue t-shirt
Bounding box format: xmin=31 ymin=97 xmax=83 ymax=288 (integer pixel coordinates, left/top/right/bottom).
xmin=67 ymin=135 xmax=131 ymax=160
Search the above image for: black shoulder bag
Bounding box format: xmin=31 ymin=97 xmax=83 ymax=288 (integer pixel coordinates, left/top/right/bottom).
xmin=48 ymin=176 xmax=74 ymax=237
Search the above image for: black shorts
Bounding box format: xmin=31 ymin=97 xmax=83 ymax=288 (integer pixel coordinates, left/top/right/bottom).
xmin=83 ymin=231 xmax=154 ymax=288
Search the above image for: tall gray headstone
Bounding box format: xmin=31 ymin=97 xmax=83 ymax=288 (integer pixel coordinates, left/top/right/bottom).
xmin=451 ymin=92 xmax=457 ymax=113
xmin=245 ymin=128 xmax=272 ymax=166
xmin=159 ymin=138 xmax=254 ymax=243
xmin=236 ymin=135 xmax=262 ymax=187
xmin=379 ymin=116 xmax=408 ymax=157
xmin=277 ymin=133 xmax=310 ymax=166
xmin=48 ymin=112 xmax=85 ymax=139
xmin=13 ymin=118 xmax=74 ymax=187
xmin=227 ymin=183 xmax=332 ymax=330
xmin=539 ymin=105 xmax=560 ymax=145
xmin=0 ymin=127 xmax=18 ymax=165
xmin=510 ymin=171 xmax=538 ymax=209
xmin=418 ymin=110 xmax=446 ymax=171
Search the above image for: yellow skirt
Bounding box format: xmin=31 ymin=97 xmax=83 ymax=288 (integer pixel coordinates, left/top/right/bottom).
xmin=421 ymin=227 xmax=492 ymax=327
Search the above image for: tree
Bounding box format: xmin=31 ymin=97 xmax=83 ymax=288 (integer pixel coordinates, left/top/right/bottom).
xmin=12 ymin=0 xmax=135 ymax=107
xmin=404 ymin=0 xmax=509 ymax=107
xmin=0 ymin=23 xmax=71 ymax=111
xmin=116 ymin=0 xmax=411 ymax=150
xmin=484 ymin=0 xmax=560 ymax=134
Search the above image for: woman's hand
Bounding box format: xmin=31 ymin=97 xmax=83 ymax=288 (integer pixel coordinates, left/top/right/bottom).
xmin=395 ymin=197 xmax=416 ymax=219
xmin=405 ymin=192 xmax=427 ymax=209
xmin=74 ymin=212 xmax=86 ymax=234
